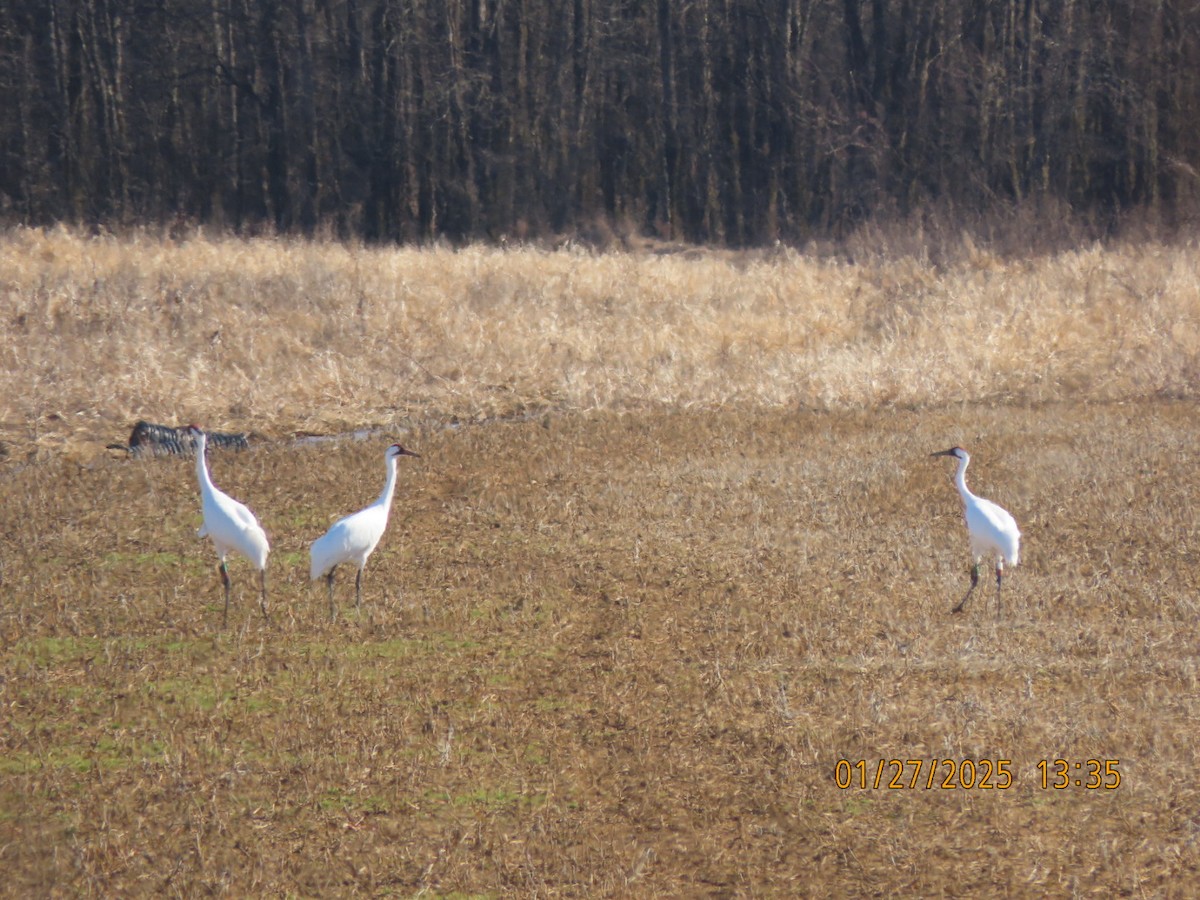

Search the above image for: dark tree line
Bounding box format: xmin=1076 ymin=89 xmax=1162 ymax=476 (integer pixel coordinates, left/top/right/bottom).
xmin=2 ymin=0 xmax=1199 ymax=246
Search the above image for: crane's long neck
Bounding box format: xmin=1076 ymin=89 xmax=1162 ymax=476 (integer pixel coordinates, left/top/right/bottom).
xmin=194 ymin=438 xmax=216 ymax=496
xmin=375 ymin=456 xmax=399 ymax=516
xmin=954 ymin=456 xmax=977 ymax=504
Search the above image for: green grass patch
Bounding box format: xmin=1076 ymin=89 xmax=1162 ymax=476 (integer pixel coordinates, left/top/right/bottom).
xmin=99 ymin=550 xmax=190 ymax=569
xmin=11 ymin=636 xmax=104 ymax=668
xmin=142 ymin=677 xmax=236 ymax=712
xmin=318 ymin=789 xmax=393 ymax=815
xmin=450 ymin=787 xmax=547 ymax=812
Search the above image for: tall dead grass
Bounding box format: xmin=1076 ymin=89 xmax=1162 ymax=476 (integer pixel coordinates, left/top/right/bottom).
xmin=1 ymin=226 xmax=1198 ymax=460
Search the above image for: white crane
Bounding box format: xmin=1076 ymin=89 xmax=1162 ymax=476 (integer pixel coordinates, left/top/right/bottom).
xmin=931 ymin=446 xmax=1021 ymax=616
xmin=310 ymin=443 xmax=421 ymax=620
xmin=186 ymin=425 xmax=270 ymax=626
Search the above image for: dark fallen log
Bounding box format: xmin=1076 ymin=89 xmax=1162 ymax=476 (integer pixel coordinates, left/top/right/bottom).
xmin=107 ymin=421 xmax=250 ymax=457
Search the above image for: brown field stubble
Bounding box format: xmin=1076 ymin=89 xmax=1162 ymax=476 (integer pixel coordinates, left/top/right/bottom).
xmin=2 ymin=229 xmax=1200 ymax=895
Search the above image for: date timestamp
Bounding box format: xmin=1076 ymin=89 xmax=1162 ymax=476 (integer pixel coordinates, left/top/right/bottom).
xmin=833 ymin=758 xmax=1121 ymax=790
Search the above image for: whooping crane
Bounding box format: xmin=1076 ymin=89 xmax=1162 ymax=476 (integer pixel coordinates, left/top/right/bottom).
xmin=186 ymin=425 xmax=270 ymax=626
xmin=931 ymin=446 xmax=1021 ymax=617
xmin=310 ymin=443 xmax=421 ymax=620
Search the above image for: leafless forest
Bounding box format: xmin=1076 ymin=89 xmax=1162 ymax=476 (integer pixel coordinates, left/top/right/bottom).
xmin=3 ymin=0 xmax=1200 ymax=245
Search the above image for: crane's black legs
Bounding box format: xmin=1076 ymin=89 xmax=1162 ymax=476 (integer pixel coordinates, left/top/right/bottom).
xmin=259 ymin=569 xmax=270 ymax=624
xmin=952 ymin=562 xmax=1008 ymax=617
xmin=952 ymin=563 xmax=980 ymax=613
xmin=218 ymin=561 xmax=270 ymax=627
xmin=325 ymin=567 xmax=364 ymax=620
xmin=219 ymin=561 xmax=231 ymax=627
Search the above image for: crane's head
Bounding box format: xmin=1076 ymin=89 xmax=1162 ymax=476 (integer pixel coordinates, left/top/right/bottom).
xmin=387 ymin=443 xmax=421 ymax=460
xmin=184 ymin=424 xmax=207 ymax=455
xmin=931 ymin=446 xmax=969 ymax=462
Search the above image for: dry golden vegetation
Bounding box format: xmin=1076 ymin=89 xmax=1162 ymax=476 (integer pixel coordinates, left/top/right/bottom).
xmin=1 ymin=226 xmax=1199 ymax=461
xmin=2 ymin=227 xmax=1200 ymax=896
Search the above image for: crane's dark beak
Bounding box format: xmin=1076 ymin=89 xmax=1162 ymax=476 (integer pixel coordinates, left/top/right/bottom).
xmin=930 ymin=448 xmax=955 ymax=458
xmin=399 ymin=447 xmax=421 ymax=458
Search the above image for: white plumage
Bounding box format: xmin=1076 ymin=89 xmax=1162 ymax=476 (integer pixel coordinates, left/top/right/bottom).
xmin=932 ymin=446 xmax=1021 ymax=616
xmin=187 ymin=425 xmax=270 ymax=626
xmin=310 ymin=443 xmax=420 ymax=619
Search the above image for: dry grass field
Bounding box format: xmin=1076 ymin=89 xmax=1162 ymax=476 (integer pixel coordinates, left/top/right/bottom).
xmin=2 ymin=227 xmax=1200 ymax=896
xmin=3 ymin=225 xmax=1200 ymax=460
